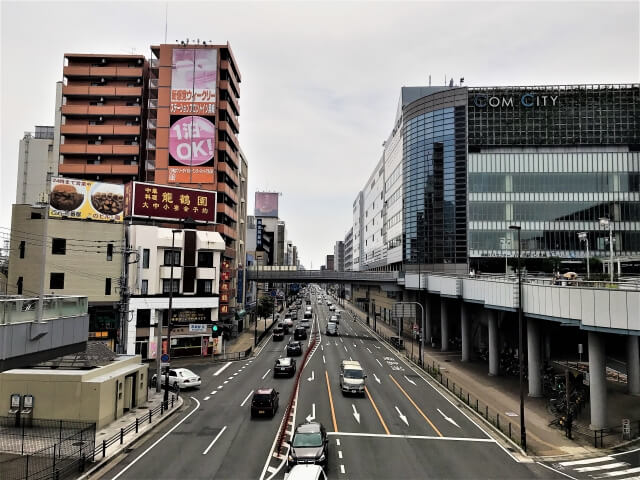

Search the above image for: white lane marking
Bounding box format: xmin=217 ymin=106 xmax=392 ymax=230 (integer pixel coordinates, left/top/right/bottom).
xmin=217 ymin=385 xmax=223 ymax=389
xmin=596 ymin=466 xmax=640 ymax=477
xmin=203 ymin=396 xmax=210 ymax=401
xmin=213 ymin=362 xmax=232 ymax=376
xmin=336 ymin=439 xmax=340 ymax=446
xmin=340 ymin=338 xmax=344 ymax=343
xmin=352 ymin=404 xmax=360 ymax=424
xmin=308 ymin=370 xmax=315 ymax=382
xmin=536 ymin=462 xmax=579 ymax=480
xmin=240 ymin=390 xmax=254 ymax=407
xmin=373 ymin=373 xmax=381 ymax=384
xmin=338 ymin=450 xmax=343 ymax=459
xmin=353 ymin=343 xmax=357 ymax=348
xmin=267 ymin=466 xmax=277 ymax=474
xmin=321 ymin=345 xmax=324 ymax=351
xmin=360 ymin=339 xmax=364 ymax=344
xmin=111 ymin=397 xmax=201 ymax=480
xmin=228 ymin=376 xmax=234 ymax=380
xmin=367 ymin=347 xmax=373 ymax=353
xmin=437 ymin=408 xmax=461 ymax=428
xmin=306 ymin=403 xmax=316 ymax=422
xmin=340 ymin=465 xmax=346 ymax=474
xmin=211 ymin=391 xmax=217 ymax=395
xmin=404 ymin=375 xmax=416 ymax=385
xmin=395 ymin=406 xmax=409 ymax=426
xmin=223 ymin=380 xmax=229 ymax=384
xmin=323 ymin=355 xmax=326 ymax=364
xmin=326 ymin=431 xmax=496 ymax=441
xmin=343 ymin=345 xmax=348 ymax=352
xmin=233 ymin=373 xmax=239 ymax=376
xmin=575 ymin=463 xmax=629 ymax=473
xmin=559 ymin=457 xmax=616 ymax=467
xmin=202 ymin=425 xmax=227 ymax=455
xmin=376 ymin=359 xmax=383 ymax=367
xmin=262 ymin=369 xmax=271 ymax=379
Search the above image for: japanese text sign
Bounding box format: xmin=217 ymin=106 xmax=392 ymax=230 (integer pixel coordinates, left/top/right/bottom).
xmin=170 ymin=48 xmax=216 ymax=115
xmin=128 ymin=182 xmax=216 ymax=223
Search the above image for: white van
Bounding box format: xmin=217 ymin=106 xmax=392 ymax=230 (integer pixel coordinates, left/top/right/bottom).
xmin=339 ymin=360 xmax=366 ymax=396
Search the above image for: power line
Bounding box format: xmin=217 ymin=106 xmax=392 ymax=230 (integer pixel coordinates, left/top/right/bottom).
xmin=0 ymin=226 xmax=122 ymax=244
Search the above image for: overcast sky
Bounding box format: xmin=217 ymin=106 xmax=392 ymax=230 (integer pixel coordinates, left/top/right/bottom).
xmin=1 ymin=1 xmax=638 ymax=269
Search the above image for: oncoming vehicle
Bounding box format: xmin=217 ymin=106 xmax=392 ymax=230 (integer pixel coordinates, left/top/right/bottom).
xmin=287 ymin=421 xmax=328 ymax=470
xmin=329 ymin=305 xmax=336 ymax=312
xmin=303 ymin=311 xmax=312 ymax=321
xmin=274 ymin=357 xmax=296 ymax=377
xmin=339 ymin=360 xmax=366 ymax=396
xmin=251 ymin=388 xmax=279 ymax=417
xmin=151 ymin=368 xmax=201 ymax=390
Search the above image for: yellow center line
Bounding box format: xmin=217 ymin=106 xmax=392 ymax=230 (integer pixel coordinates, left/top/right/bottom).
xmin=389 ymin=374 xmax=443 ymax=437
xmin=364 ymin=386 xmax=391 ymax=435
xmin=325 ymin=370 xmax=339 ymax=432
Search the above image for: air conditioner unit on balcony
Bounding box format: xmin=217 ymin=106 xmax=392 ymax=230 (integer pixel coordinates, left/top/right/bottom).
xmin=137 ymin=78 xmax=142 ymax=83
xmin=101 ymin=58 xmax=106 ymax=64
xmin=134 ymin=136 xmax=138 ymax=141
xmin=97 ymin=155 xmax=102 ymax=161
xmin=137 ymin=58 xmax=142 ymax=65
xmin=98 ymin=136 xmax=102 ymax=140
xmin=100 ymin=97 xmax=104 ymax=102
xmin=136 ymin=97 xmax=140 ymax=103
xmin=135 ymin=117 xmax=139 ymax=122
xmin=133 ymin=155 xmax=138 ymax=161
xmin=98 ymin=116 xmax=103 ymax=122
xmin=100 ymin=78 xmax=105 ymax=83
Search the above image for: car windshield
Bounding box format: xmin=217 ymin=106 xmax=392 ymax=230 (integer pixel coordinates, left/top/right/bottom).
xmin=344 ymin=369 xmax=363 ymax=379
xmin=292 ymin=432 xmax=323 ymax=448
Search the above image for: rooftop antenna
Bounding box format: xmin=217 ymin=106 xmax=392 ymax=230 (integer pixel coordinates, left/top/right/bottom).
xmin=429 ymin=74 xmax=431 ymax=86
xmin=164 ymin=3 xmax=168 ymax=43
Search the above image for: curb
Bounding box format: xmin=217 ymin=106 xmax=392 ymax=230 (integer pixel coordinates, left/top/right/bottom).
xmin=78 ymin=396 xmax=185 ymax=479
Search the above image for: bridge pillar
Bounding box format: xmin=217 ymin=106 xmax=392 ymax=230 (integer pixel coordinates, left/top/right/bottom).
xmin=488 ymin=309 xmax=499 ymax=376
xmin=440 ymin=299 xmax=449 ymax=352
xmin=588 ymin=331 xmax=608 ymax=430
xmin=628 ymin=335 xmax=640 ymax=396
xmin=527 ymin=318 xmax=543 ymax=397
xmin=460 ymin=302 xmax=471 ymax=362
xmin=424 ymin=295 xmax=432 ymax=347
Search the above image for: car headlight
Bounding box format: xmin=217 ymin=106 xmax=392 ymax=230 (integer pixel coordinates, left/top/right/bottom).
xmin=288 ymin=455 xmax=295 ymax=462
xmin=318 ymin=454 xmax=326 ymax=461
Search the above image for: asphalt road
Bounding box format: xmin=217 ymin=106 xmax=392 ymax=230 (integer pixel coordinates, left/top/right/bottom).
xmin=97 ymin=288 xmax=564 ymax=480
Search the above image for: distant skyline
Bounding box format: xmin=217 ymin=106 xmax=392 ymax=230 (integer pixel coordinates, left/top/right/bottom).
xmin=1 ymin=1 xmax=638 ymax=269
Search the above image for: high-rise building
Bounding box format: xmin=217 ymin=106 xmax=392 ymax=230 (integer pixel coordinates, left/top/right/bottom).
xmin=16 ymin=126 xmax=56 ymax=205
xmin=59 ymin=53 xmax=147 ymax=184
xmin=326 ymin=254 xmax=335 ymax=271
xmin=334 ymin=240 xmax=344 ymax=271
xmin=344 ymin=228 xmax=353 ymax=271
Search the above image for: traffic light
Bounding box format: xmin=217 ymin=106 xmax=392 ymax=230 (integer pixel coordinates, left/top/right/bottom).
xmin=212 ymin=323 xmax=220 ymax=338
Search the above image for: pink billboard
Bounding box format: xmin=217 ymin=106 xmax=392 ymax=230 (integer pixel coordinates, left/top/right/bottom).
xmin=168 ymin=116 xmax=215 ymax=184
xmin=170 ymin=48 xmax=217 ymax=116
xmin=255 ymin=192 xmax=279 ymax=217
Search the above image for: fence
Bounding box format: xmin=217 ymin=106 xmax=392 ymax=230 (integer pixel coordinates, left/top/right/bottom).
xmin=212 ymin=346 xmax=253 ymax=363
xmin=0 ymin=394 xmax=179 ymax=480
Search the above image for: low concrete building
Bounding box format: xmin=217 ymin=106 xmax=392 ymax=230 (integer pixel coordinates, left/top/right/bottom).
xmin=0 ymin=349 xmax=147 ymax=429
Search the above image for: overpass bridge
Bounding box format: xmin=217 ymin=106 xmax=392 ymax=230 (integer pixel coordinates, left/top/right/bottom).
xmin=245 ymin=268 xmax=398 ymax=284
xmin=0 ymin=295 xmax=89 ymax=371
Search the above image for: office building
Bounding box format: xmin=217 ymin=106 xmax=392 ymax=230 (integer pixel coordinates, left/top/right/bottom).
xmin=326 ymin=254 xmax=335 ymax=271
xmin=344 ymin=228 xmax=353 ymax=271
xmin=334 ymin=240 xmax=345 ymax=272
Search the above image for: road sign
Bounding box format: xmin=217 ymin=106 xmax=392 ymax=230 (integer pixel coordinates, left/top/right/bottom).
xmin=392 ymin=303 xmax=415 ymax=319
xmin=189 ymin=324 xmax=208 ymax=333
xmin=160 ymin=354 xmax=169 ymax=363
xmin=270 ymin=290 xmax=277 ymax=297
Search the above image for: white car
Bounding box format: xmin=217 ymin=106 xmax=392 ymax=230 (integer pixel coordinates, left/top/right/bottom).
xmin=329 ymin=305 xmax=336 ymax=311
xmin=152 ymin=368 xmax=201 ymax=390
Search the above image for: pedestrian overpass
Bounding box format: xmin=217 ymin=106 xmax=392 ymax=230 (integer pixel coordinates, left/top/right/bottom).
xmin=245 ymin=268 xmax=398 ymax=284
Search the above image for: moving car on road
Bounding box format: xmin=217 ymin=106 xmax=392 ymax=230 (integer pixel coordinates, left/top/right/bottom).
xmin=287 ymin=465 xmax=327 ymax=480
xmin=273 ymin=325 xmax=285 ymax=341
xmin=339 ymin=360 xmax=366 ymax=396
xmin=287 ymin=421 xmax=328 ymax=470
xmin=329 ymin=315 xmax=339 ymax=324
xmin=274 ymin=357 xmax=296 ymax=377
xmin=251 ymin=388 xmax=279 ymax=418
xmin=287 ymin=340 xmax=303 ymax=356
xmin=151 ymin=368 xmax=201 ymax=390
xmin=325 ymin=322 xmax=338 ymax=336
xmin=294 ymin=326 xmax=308 ymax=340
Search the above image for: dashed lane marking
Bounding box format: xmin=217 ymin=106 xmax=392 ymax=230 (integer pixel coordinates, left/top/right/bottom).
xmin=240 ymin=390 xmax=254 ymax=407
xmin=202 ymin=426 xmax=227 ymax=455
xmin=376 ymin=359 xmax=383 ymax=367
xmin=338 ymin=450 xmax=343 ymax=459
xmin=340 ymin=465 xmax=345 ymax=474
xmin=213 ymin=362 xmax=232 ymax=376
xmin=262 ymin=369 xmax=271 ymax=379
xmin=203 ymin=396 xmax=210 ymax=401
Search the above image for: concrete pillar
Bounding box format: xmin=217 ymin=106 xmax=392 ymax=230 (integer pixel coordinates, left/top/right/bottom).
xmin=588 ymin=332 xmax=608 ymax=430
xmin=488 ymin=309 xmax=499 ymax=376
xmin=424 ymin=295 xmax=432 ymax=347
xmin=544 ymin=333 xmax=551 ymax=361
xmin=461 ymin=302 xmax=471 ymax=362
xmin=527 ymin=318 xmax=543 ymax=397
xmin=441 ymin=299 xmax=449 ymax=352
xmin=627 ymin=335 xmax=640 ymax=396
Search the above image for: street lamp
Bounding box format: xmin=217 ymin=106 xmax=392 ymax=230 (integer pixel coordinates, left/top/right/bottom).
xmin=164 ymin=229 xmax=181 ymax=409
xmin=599 ymin=217 xmax=614 ymax=282
xmin=577 ymin=232 xmax=590 ymax=280
xmin=509 ymin=225 xmax=526 ymax=452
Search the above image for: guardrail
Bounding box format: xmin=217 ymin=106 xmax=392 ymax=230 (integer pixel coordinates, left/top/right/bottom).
xmin=212 ymin=346 xmax=253 ymax=363
xmin=0 ymin=296 xmax=88 ymax=325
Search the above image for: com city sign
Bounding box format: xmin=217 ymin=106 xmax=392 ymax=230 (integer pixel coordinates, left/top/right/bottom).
xmin=473 ymin=93 xmax=559 ymax=108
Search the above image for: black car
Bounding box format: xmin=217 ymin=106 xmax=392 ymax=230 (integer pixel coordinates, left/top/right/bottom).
xmin=294 ymin=326 xmax=307 ymax=340
xmin=273 ymin=326 xmax=285 ymax=341
xmin=251 ymin=388 xmax=279 ymax=417
xmin=287 ymin=340 xmax=303 ymax=356
xmin=274 ymin=357 xmax=296 ymax=377
xmin=287 ymin=421 xmax=328 ymax=469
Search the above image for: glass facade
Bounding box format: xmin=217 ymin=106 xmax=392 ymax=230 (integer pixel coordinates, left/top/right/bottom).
xmin=403 ymin=105 xmax=467 ymax=268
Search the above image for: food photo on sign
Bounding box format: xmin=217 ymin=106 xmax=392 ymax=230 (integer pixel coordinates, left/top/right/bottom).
xmin=49 ymin=177 xmax=123 ymax=222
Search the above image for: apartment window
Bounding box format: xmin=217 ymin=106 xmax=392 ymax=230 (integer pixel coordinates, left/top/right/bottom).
xmin=197 ymin=251 xmax=214 ymax=268
xmin=141 ymin=279 xmax=148 ymax=295
xmin=30 ymin=212 xmax=42 ymax=219
xmin=50 ymin=273 xmax=64 ymax=289
xmin=163 ymin=249 xmax=180 ymax=266
xmin=17 ymin=277 xmax=23 ymax=295
xmin=19 ymin=241 xmax=25 ymax=258
xmin=162 ymin=279 xmax=179 ymax=293
xmin=142 ymin=249 xmax=150 ymax=268
xmin=52 ymin=238 xmax=66 ymax=255
xmin=136 ymin=309 xmax=151 ymax=328
xmin=105 ymin=278 xmax=111 ymax=295
xmin=197 ymin=279 xmax=213 ymax=294
xmin=107 ymin=243 xmax=113 ymax=261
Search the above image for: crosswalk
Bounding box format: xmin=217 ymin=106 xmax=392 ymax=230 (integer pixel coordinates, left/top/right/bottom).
xmin=555 ymin=456 xmax=640 ymax=479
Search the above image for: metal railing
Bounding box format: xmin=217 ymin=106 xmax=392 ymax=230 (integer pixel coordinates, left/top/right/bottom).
xmin=0 ymin=296 xmax=88 ymax=325
xmin=211 ymin=346 xmax=253 ymax=363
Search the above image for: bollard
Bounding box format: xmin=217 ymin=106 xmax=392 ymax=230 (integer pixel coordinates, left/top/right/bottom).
xmin=476 ymin=399 xmax=479 ymax=411
xmin=120 ymin=428 xmax=124 ymax=444
xmin=509 ymin=422 xmax=512 ymax=439
xmin=161 ymin=402 xmax=164 ymax=415
xmin=135 ymin=418 xmax=139 ymax=433
xmin=453 ymin=382 xmax=456 ymax=393
xmin=467 ymin=393 xmax=470 ymax=405
xmin=446 ymin=378 xmax=449 ymax=389
xmin=171 ymin=395 xmax=174 ymax=408
xmin=497 ymin=413 xmax=500 ymax=429
xmin=103 ymin=440 xmax=106 ymax=458
xmin=149 ymin=410 xmax=152 ymax=424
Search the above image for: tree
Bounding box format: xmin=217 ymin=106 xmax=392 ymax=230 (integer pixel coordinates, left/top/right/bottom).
xmin=257 ymin=295 xmax=274 ymax=319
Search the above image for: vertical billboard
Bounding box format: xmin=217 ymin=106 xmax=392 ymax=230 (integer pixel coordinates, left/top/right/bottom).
xmin=169 ymin=48 xmax=217 ymax=184
xmin=255 ymin=192 xmax=279 ymax=217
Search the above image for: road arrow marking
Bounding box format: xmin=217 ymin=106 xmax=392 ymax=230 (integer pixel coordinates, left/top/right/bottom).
xmin=373 ymin=373 xmax=381 ymax=384
xmin=395 ymin=406 xmax=409 ymax=426
xmin=367 ymin=347 xmax=373 ymax=353
xmin=353 ymin=343 xmax=357 ymax=348
xmin=306 ymin=403 xmax=316 ymax=423
xmin=374 ymin=345 xmax=381 ymax=349
xmin=437 ymin=409 xmax=461 ymax=428
xmin=376 ymin=359 xmax=383 ymax=367
xmin=404 ymin=375 xmax=416 ymax=385
xmin=352 ymin=404 xmax=361 ymax=424
xmin=308 ymin=371 xmax=315 ymax=382
xmin=323 ymin=355 xmax=326 ymax=364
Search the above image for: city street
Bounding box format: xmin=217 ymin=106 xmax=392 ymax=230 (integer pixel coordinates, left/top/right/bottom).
xmin=96 ymin=290 xmax=564 ymax=480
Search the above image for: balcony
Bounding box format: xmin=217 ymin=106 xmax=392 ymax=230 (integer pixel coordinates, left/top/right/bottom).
xmin=58 ymin=163 xmax=86 ymax=175
xmin=115 ymin=67 xmax=143 ymax=77
xmin=217 ymin=202 xmax=237 ymax=220
xmin=218 ymin=121 xmax=239 ymax=150
xmin=111 ymin=164 xmax=140 ymax=176
xmin=224 ymin=246 xmax=236 ymax=259
xmin=113 ymin=125 xmax=140 ymax=135
xmin=61 ymin=105 xmax=89 ymax=116
xmin=88 ymin=105 xmax=115 ymax=115
xmin=217 ymin=224 xmax=237 ymax=241
xmin=60 ymin=124 xmax=88 ymax=135
xmin=87 ymin=125 xmax=115 ymax=135
xmin=196 ymin=268 xmax=216 ymax=281
xmin=115 ymin=86 xmax=143 ymax=97
xmin=62 ymin=85 xmax=90 ymax=96
xmin=88 ymin=86 xmax=117 ymax=96
xmin=147 ymin=119 xmax=157 ymax=130
xmin=59 ymin=144 xmax=87 ymax=154
xmin=89 ymin=66 xmax=117 ymax=77
xmin=86 ymin=144 xmax=113 ymax=155
xmin=217 ymin=161 xmax=238 ymax=186
xmin=160 ymin=265 xmax=182 ymax=279
xmin=148 ymin=99 xmax=158 ymax=109
xmin=113 ymin=145 xmax=140 ymax=155
xmin=221 ymin=60 xmax=241 ymax=94
xmin=85 ymin=164 xmax=113 ymax=175
xmin=114 ymin=105 xmax=141 ymax=116
xmin=218 ymin=101 xmax=239 ymax=133
xmin=216 ymin=182 xmax=238 ymax=204
xmin=219 ymin=81 xmax=240 ymax=115
xmin=63 ymin=66 xmax=91 ymax=77
xmin=149 ymin=78 xmax=159 ymax=89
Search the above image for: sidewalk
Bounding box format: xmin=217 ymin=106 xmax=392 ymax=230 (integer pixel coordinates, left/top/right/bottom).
xmin=81 ymin=389 xmax=183 ymax=478
xmin=342 ymin=300 xmax=598 ymax=458
xmin=224 ymin=315 xmax=276 ymax=354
